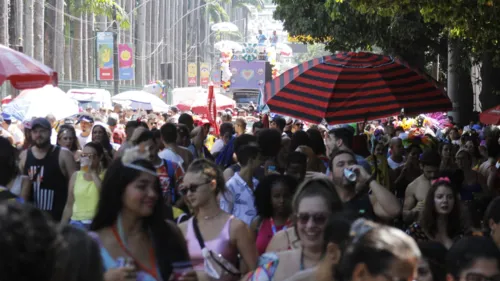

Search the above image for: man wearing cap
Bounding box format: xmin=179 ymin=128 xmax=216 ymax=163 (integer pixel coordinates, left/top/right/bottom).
xmin=76 ymin=115 xmax=94 ymax=146
xmin=270 ymin=116 xmax=288 ymax=138
xmin=19 ymin=118 xmax=77 ymax=222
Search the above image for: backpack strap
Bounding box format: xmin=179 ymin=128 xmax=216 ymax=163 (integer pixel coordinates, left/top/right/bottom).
xmin=163 ymin=159 xmax=177 ymax=203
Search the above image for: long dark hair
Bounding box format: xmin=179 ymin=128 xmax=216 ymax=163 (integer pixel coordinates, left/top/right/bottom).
xmin=60 ymin=226 xmax=104 ymax=281
xmin=92 ymin=124 xmax=113 ymax=159
xmin=336 ymin=219 xmax=421 ymax=281
xmin=419 ymin=172 xmax=464 ymax=238
xmin=84 ymin=142 xmax=109 ymax=170
xmin=90 ymin=158 xmax=189 ymax=279
xmin=254 ymin=174 xmax=298 ymax=219
xmin=58 ymin=125 xmax=81 ymax=152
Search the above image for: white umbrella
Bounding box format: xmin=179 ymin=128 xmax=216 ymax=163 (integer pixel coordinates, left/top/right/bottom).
xmin=214 ymin=40 xmax=244 ymax=52
xmin=112 ymin=90 xmax=170 ymax=112
xmin=276 ymin=43 xmax=293 ymax=56
xmin=3 ymin=85 xmax=79 ymax=121
xmin=211 ymin=22 xmax=239 ymax=32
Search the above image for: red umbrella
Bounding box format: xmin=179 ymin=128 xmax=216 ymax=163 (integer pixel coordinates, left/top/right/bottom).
xmin=1 ymin=95 xmax=12 ymax=105
xmin=480 ymin=105 xmax=500 ymax=125
xmin=0 ymin=44 xmax=58 ymax=89
xmin=175 ymin=91 xmax=235 ymax=114
xmin=265 ymin=52 xmax=452 ymax=124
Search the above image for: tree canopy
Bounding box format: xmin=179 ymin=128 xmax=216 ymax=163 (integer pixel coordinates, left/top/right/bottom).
xmin=344 ymin=0 xmax=500 ymax=62
xmin=273 ymin=0 xmax=445 ymax=68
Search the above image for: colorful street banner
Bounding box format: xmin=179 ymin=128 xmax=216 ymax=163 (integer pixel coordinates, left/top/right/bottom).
xmin=230 ymin=60 xmax=268 ymax=89
xmin=187 ymin=62 xmax=197 ymax=86
xmin=118 ymin=44 xmax=134 ymax=80
xmin=200 ymin=62 xmax=210 ymax=86
xmin=96 ymin=32 xmax=114 ymax=81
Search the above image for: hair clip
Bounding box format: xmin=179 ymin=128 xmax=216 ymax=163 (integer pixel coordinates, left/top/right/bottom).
xmin=350 ymin=218 xmax=375 ymax=244
xmin=121 ymin=144 xmax=157 ymax=176
xmin=431 ymin=177 xmax=451 ymax=185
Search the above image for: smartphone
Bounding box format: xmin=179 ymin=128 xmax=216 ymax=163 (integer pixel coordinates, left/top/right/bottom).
xmin=267 ymin=165 xmax=276 ymax=172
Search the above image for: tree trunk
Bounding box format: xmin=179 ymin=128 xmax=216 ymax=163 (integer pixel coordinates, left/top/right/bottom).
xmin=14 ymin=0 xmax=23 ymax=46
xmin=0 ymin=0 xmax=9 ymax=45
xmin=34 ymin=0 xmax=44 ymax=62
xmin=479 ymin=52 xmax=500 ymax=111
xmin=83 ymin=11 xmax=89 ymax=84
xmin=152 ymin=0 xmax=160 ymax=80
xmin=88 ymin=13 xmax=95 ymax=83
xmin=24 ymin=0 xmax=34 ymax=57
xmin=45 ymin=0 xmax=56 ymax=67
xmin=54 ymin=0 xmax=65 ymax=77
xmin=96 ymin=15 xmax=107 ymax=32
xmin=447 ymin=39 xmax=460 ymax=124
xmin=72 ymin=0 xmax=83 ymax=81
xmin=159 ymin=0 xmax=165 ymax=67
xmin=145 ymin=0 xmax=152 ymax=82
xmin=135 ymin=0 xmax=146 ymax=86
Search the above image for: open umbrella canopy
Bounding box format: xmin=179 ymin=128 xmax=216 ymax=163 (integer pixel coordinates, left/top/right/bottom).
xmin=214 ymin=40 xmax=244 ymax=52
xmin=0 ymin=44 xmax=58 ymax=89
xmin=3 ymin=85 xmax=78 ymax=121
xmin=480 ymin=105 xmax=500 ymax=125
xmin=265 ymin=52 xmax=452 ymax=124
xmin=112 ymin=90 xmax=170 ymax=112
xmin=211 ymin=22 xmax=239 ymax=32
xmin=174 ymin=91 xmax=235 ymax=114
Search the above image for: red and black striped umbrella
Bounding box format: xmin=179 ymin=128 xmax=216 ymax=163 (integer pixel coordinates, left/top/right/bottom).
xmin=265 ymin=52 xmax=452 ymax=124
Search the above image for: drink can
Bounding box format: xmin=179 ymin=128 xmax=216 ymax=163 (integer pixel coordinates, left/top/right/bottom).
xmin=343 ymin=168 xmax=357 ymax=182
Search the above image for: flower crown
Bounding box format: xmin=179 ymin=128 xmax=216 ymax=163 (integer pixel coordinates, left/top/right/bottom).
xmin=121 ymin=144 xmax=157 ymax=176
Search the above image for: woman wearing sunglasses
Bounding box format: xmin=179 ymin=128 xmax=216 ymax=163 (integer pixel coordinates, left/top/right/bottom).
xmin=60 ymin=142 xmax=108 ymax=230
xmin=247 ymin=177 xmax=343 ymax=281
xmin=178 ymin=158 xmax=258 ymax=280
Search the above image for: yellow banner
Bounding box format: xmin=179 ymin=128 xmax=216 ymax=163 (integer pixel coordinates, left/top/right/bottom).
xmin=187 ymin=63 xmax=197 ymax=86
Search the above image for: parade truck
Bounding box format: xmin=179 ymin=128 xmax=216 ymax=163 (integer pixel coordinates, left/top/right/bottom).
xmin=228 ymin=60 xmax=272 ymax=108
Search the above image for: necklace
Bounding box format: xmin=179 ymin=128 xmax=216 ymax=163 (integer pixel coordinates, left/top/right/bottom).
xmin=202 ymin=210 xmax=222 ymax=220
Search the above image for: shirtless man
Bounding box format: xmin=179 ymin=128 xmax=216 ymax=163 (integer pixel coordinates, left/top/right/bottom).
xmin=402 ymin=150 xmax=441 ymax=224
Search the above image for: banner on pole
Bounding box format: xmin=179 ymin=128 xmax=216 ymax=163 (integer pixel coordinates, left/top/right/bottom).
xmin=187 ymin=62 xmax=197 ymax=86
xmin=118 ymin=44 xmax=134 ymax=80
xmin=200 ymin=63 xmax=209 ymax=86
xmin=96 ymin=32 xmax=114 ymax=81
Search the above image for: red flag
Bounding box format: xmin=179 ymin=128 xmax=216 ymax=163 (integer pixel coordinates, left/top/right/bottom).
xmin=207 ymin=85 xmax=219 ymax=135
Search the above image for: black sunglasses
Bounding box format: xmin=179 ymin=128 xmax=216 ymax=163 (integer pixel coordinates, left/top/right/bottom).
xmin=179 ymin=180 xmax=212 ymax=196
xmin=296 ymin=212 xmax=328 ymax=225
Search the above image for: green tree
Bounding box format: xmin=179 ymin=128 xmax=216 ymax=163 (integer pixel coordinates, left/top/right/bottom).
xmin=273 ymin=0 xmax=445 ymax=69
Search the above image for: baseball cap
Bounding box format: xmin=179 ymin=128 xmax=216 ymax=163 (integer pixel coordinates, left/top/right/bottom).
xmin=1 ymin=113 xmax=11 ymax=121
xmin=31 ymin=118 xmax=51 ymax=130
xmin=77 ymin=115 xmax=94 ymax=124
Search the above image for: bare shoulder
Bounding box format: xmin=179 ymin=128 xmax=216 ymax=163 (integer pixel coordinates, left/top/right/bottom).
xmin=406 ymin=176 xmax=421 ymax=192
xmin=178 ymin=219 xmax=189 ymax=235
xmin=229 ymin=216 xmax=249 ymax=233
xmin=266 ymin=227 xmax=298 ymax=252
xmin=59 ymin=147 xmax=74 ymax=159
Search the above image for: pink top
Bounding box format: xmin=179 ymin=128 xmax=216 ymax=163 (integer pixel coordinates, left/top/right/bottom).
xmin=186 ymin=216 xmax=239 ymax=279
xmin=256 ymin=218 xmax=288 ymax=255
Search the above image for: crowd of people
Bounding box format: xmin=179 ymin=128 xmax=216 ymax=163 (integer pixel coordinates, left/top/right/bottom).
xmin=1 ymin=104 xmax=500 ymax=281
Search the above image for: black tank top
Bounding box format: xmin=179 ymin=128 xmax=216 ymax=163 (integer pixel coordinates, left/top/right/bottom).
xmin=24 ymin=146 xmax=68 ymax=222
